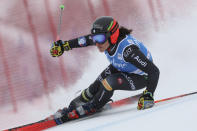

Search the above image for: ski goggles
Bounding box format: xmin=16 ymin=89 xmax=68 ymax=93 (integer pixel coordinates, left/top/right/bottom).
xmin=92 ymin=33 xmax=109 ymax=44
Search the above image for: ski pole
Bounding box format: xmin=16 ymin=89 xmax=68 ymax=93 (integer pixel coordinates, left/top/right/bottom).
xmin=56 ymin=4 xmax=64 ymax=40
xmin=155 ymin=91 xmax=197 ymax=103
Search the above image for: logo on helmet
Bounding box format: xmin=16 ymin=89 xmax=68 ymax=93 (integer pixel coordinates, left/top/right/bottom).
xmin=93 ymin=24 xmax=103 ymax=30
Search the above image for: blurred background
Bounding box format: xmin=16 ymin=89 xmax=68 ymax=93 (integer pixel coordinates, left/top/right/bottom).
xmin=1 ymin=0 xmax=197 ymax=130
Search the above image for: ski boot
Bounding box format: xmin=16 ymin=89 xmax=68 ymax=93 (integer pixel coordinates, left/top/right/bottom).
xmin=46 ymin=107 xmax=72 ymax=121
xmin=55 ymin=102 xmax=97 ymax=124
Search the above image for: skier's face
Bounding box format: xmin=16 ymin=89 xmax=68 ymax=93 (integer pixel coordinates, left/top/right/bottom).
xmin=95 ymin=40 xmax=110 ymax=52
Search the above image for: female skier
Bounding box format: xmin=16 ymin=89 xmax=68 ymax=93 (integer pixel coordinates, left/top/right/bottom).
xmin=50 ymin=16 xmax=160 ymax=123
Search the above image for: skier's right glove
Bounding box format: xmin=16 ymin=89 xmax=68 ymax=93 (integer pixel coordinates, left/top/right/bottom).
xmin=137 ymin=90 xmax=155 ymax=110
xmin=50 ymin=40 xmax=71 ymax=57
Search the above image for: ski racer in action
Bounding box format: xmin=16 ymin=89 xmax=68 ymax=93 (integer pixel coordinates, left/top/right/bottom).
xmin=50 ymin=16 xmax=160 ymax=123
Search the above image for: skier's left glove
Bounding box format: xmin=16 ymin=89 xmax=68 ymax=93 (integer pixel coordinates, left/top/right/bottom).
xmin=50 ymin=40 xmax=71 ymax=57
xmin=137 ymin=90 xmax=155 ymax=110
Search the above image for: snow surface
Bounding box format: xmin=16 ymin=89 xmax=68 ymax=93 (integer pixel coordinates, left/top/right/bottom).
xmin=1 ymin=5 xmax=197 ymax=131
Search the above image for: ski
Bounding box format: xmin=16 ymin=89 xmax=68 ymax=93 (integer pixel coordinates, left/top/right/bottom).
xmin=3 ymin=93 xmax=141 ymax=131
xmin=4 ymin=91 xmax=197 ymax=131
xmin=4 ymin=119 xmax=57 ymax=131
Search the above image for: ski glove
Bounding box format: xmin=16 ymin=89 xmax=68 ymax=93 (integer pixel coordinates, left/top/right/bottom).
xmin=137 ymin=90 xmax=155 ymax=110
xmin=50 ymin=40 xmax=71 ymax=57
